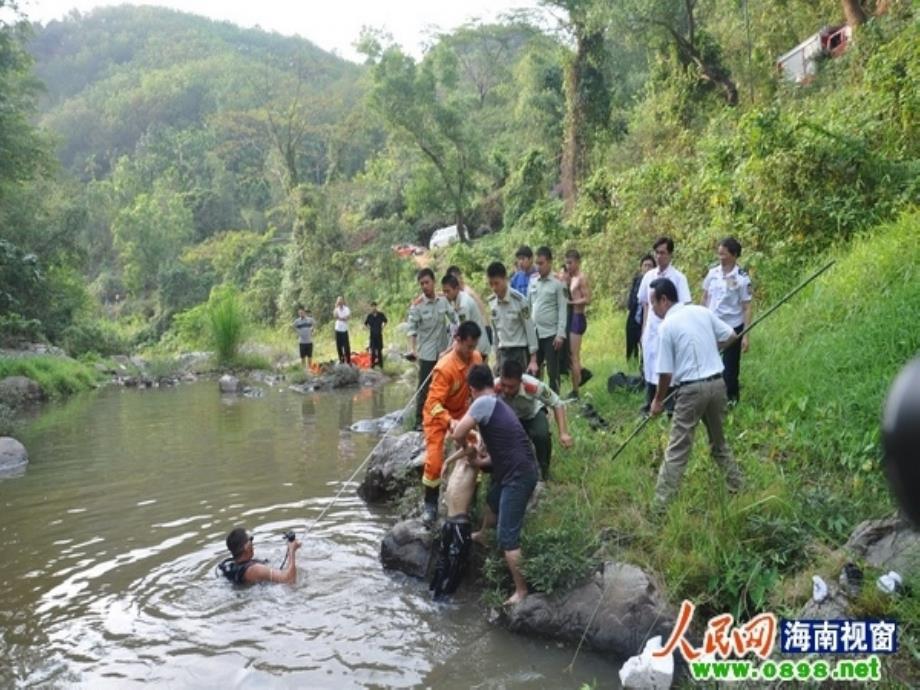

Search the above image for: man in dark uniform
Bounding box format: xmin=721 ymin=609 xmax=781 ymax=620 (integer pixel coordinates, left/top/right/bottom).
xmin=364 ymin=302 xmax=388 ymax=369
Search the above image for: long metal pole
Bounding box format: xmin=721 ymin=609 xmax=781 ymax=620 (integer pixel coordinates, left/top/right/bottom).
xmin=609 ymin=260 xmax=835 ymax=463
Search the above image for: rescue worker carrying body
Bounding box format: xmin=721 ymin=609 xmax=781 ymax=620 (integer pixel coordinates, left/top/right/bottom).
xmin=421 ymin=321 xmax=483 ymax=526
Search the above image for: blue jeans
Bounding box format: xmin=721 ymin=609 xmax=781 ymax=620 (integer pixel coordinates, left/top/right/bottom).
xmin=487 ymin=472 xmax=538 ymax=551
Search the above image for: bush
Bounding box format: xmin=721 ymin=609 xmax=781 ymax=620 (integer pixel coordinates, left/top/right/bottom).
xmin=0 ymin=313 xmax=44 ymax=347
xmin=62 ymin=319 xmax=128 ymax=357
xmin=207 ymin=287 xmax=247 ymax=364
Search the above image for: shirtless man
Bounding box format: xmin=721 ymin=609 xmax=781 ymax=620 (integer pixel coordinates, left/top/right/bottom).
xmin=564 ymin=249 xmax=591 ymax=398
xmin=218 ymin=527 xmax=301 ymax=585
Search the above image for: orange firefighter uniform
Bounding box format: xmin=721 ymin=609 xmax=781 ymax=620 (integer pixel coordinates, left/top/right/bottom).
xmin=422 ymin=348 xmax=483 ymax=488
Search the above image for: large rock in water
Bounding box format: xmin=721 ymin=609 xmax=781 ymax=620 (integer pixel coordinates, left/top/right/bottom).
xmin=380 ymin=518 xmax=433 ymax=579
xmin=845 ymin=515 xmax=920 ymax=575
xmin=506 ymin=561 xmax=675 ymax=659
xmin=357 ymin=431 xmax=425 ymax=503
xmin=326 ymin=364 xmax=360 ymax=388
xmin=218 ymin=374 xmax=240 ymax=393
xmin=0 ymin=376 xmax=44 ymax=406
xmin=0 ymin=437 xmax=28 ymax=475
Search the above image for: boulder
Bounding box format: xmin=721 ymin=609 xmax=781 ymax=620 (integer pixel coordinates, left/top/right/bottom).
xmin=350 ymin=410 xmax=404 ymax=434
xmin=506 ymin=561 xmax=675 ymax=659
xmin=845 ymin=515 xmax=920 ymax=576
xmin=357 ymin=431 xmax=425 ymax=503
xmin=0 ymin=376 xmax=44 ymax=406
xmin=327 ymin=363 xmax=360 ymax=388
xmin=798 ymin=581 xmax=850 ymax=620
xmin=359 ymin=368 xmax=388 ymax=387
xmin=380 ymin=518 xmax=433 ymax=579
xmin=219 ymin=374 xmax=241 ymax=394
xmin=0 ymin=436 xmax=28 ymax=475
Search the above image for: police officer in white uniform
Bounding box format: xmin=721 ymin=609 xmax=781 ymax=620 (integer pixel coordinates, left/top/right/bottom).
xmin=649 ymin=277 xmax=744 ymax=509
xmin=702 ymin=237 xmax=752 ymax=404
xmin=637 ymin=236 xmax=692 ymax=411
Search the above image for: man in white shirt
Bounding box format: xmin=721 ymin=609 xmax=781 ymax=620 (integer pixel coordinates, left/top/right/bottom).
xmin=702 ymin=237 xmax=753 ymax=405
xmin=637 ymin=236 xmax=692 ymax=412
xmin=333 ymin=296 xmax=351 ymax=364
xmin=649 ymin=277 xmax=744 ymax=510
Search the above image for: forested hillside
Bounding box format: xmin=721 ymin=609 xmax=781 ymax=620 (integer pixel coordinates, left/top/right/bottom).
xmin=4 ymin=1 xmax=914 ymax=361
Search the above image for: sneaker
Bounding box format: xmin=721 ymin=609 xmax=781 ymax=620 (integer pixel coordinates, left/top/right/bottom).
xmin=580 ymin=368 xmax=593 ymax=385
xmin=422 ymin=503 xmax=438 ymax=527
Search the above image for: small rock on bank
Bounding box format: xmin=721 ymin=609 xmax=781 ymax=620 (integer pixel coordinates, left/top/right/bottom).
xmin=380 ymin=518 xmax=433 ymax=579
xmin=0 ymin=437 xmax=28 ymax=475
xmin=0 ymin=376 xmax=44 ymax=407
xmin=506 ymin=561 xmax=675 ymax=660
xmin=357 ymin=431 xmax=425 ymax=503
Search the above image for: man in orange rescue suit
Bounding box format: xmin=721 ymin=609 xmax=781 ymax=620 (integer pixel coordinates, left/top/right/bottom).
xmin=421 ymin=320 xmax=484 ymax=527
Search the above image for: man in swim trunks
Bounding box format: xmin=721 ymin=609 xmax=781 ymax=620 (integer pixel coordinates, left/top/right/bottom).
xmin=564 ymin=249 xmax=591 ymax=398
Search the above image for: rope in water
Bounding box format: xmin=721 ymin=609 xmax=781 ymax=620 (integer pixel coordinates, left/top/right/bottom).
xmin=278 ymin=364 xmax=436 ymax=568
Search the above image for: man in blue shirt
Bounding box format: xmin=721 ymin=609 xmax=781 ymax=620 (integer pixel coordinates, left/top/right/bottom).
xmin=510 ymin=245 xmax=538 ymax=297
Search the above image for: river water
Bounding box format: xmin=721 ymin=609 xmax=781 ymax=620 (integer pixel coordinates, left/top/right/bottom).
xmin=0 ymin=380 xmax=620 ymax=688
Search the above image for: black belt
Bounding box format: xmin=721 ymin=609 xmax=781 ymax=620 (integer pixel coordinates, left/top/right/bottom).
xmin=679 ymin=373 xmax=722 ymax=387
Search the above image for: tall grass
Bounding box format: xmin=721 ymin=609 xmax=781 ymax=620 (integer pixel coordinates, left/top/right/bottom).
xmin=207 ymin=288 xmax=247 ymax=365
xmin=500 ymin=212 xmax=918 ymax=678
xmin=0 ymin=356 xmax=100 ymax=397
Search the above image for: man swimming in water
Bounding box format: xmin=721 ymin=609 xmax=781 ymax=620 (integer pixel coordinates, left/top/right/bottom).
xmin=218 ymin=527 xmax=301 ymax=585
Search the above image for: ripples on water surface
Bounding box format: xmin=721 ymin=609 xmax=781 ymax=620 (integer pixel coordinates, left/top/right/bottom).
xmin=0 ymin=381 xmax=619 ymax=688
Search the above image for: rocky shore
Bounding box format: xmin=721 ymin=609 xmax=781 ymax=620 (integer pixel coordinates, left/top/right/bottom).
xmin=358 ymin=426 xmax=920 ymax=678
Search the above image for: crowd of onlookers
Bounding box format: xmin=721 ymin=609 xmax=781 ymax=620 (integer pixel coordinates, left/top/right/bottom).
xmin=279 ymin=236 xmax=754 ymax=603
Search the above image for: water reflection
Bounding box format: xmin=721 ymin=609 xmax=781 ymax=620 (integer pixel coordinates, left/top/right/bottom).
xmin=0 ymin=381 xmax=619 ymax=688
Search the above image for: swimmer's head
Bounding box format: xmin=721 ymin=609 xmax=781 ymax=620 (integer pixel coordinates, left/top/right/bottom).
xmin=226 ymin=527 xmax=253 ymax=560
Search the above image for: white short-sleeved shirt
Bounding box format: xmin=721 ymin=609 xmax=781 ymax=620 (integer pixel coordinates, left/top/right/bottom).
xmin=637 ymin=264 xmax=692 ymax=383
xmin=657 ymin=304 xmax=735 ymax=385
xmin=703 ymin=264 xmax=752 ymax=328
xmin=334 ymin=306 xmax=351 ymax=332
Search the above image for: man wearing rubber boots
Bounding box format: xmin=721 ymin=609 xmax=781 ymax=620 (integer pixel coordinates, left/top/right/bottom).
xmin=420 ymin=321 xmax=483 ymax=526
xmin=648 ymin=277 xmax=744 ymax=512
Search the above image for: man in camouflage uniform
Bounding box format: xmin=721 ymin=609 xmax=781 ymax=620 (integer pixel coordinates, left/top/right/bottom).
xmin=407 ymin=268 xmax=458 ymax=428
xmin=441 ymin=273 xmax=491 ymax=361
xmin=529 ymin=246 xmax=568 ymax=393
xmin=486 ymin=261 xmax=538 ymax=377
xmin=496 ymin=359 xmax=574 ymax=480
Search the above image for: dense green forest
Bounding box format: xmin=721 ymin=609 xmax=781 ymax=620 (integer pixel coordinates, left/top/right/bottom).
xmin=1 ymin=1 xmax=918 ymax=677
xmin=1 ymin=1 xmax=915 ymax=358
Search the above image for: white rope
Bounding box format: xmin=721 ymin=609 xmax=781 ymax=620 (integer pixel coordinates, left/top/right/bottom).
xmin=297 ymin=365 xmax=435 ymax=539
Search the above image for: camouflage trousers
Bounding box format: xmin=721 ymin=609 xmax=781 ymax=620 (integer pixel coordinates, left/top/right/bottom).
xmin=653 ymin=378 xmax=743 ymax=506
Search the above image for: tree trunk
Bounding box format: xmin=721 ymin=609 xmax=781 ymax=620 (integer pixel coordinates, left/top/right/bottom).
xmin=666 ymin=26 xmax=739 ymax=106
xmin=559 ymin=53 xmax=580 ymax=214
xmin=841 ymin=0 xmax=868 ymax=26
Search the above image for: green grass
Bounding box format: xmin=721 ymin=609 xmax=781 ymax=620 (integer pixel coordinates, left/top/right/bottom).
xmin=490 ymin=211 xmax=919 ymax=681
xmin=0 ymin=356 xmax=101 ymax=397
xmin=207 ymin=289 xmax=246 ymax=364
